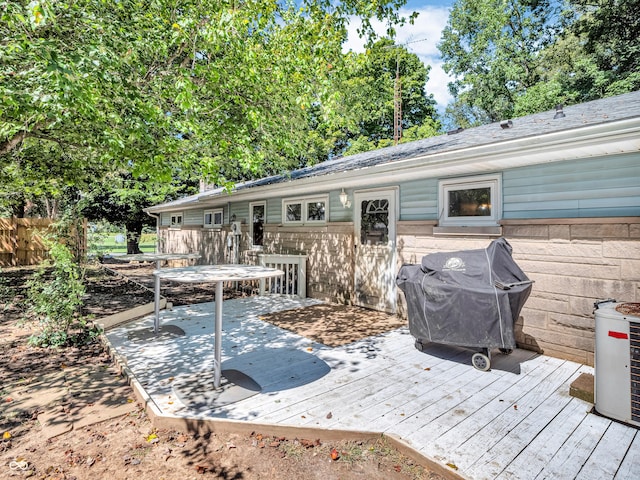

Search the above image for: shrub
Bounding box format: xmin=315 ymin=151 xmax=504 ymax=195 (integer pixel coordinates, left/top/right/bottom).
xmin=26 ymin=236 xmax=101 ymax=348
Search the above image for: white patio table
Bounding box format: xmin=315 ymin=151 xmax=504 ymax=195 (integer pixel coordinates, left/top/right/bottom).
xmin=153 ymin=264 xmax=284 ymax=389
xmin=111 ymin=253 xmax=201 ymax=334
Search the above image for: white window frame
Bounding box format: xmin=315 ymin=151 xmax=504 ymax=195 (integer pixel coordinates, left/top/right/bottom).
xmin=438 ymin=174 xmax=502 ymax=227
xmin=282 ymin=195 xmax=327 ymax=225
xmin=203 ymin=208 xmax=224 ymax=229
xmin=283 ymin=200 xmax=303 ymax=223
xmin=250 ymin=201 xmax=266 ymax=249
xmin=170 ymin=212 xmax=184 ymax=228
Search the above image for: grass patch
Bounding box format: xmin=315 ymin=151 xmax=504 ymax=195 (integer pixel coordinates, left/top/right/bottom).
xmin=89 ymin=233 xmax=157 ymax=254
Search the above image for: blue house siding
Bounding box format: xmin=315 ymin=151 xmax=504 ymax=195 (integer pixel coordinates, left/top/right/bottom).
xmin=266 ymin=198 xmax=281 ymax=224
xmin=160 ymin=150 xmax=638 ymax=227
xmin=399 ymin=179 xmax=438 ymax=221
xmin=503 ymin=153 xmax=640 ymax=219
xmin=229 ymin=203 xmax=249 ymax=225
xmin=390 ymin=153 xmax=640 ymax=223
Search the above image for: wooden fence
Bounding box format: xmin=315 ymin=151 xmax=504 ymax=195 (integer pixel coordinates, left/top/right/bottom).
xmin=0 ymin=218 xmax=86 ymax=267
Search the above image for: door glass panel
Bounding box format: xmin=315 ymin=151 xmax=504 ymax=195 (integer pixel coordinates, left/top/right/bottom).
xmin=360 ymin=199 xmax=389 ymax=245
xmin=252 ymin=204 xmax=264 ymax=246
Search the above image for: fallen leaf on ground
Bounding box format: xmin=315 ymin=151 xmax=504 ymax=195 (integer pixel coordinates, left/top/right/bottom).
xmin=446 ymin=462 xmax=458 ymax=470
xmin=3 ymin=432 xmax=11 ymax=440
xmin=330 ymin=448 xmax=340 ymax=460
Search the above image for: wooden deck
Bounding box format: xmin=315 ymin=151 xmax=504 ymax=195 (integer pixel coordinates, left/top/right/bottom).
xmin=105 ymin=296 xmax=640 ymax=480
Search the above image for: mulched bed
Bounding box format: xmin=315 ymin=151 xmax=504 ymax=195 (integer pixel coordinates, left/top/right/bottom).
xmin=98 ymin=260 xmax=252 ymax=308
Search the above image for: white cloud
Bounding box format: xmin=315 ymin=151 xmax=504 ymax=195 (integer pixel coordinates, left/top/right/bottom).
xmin=343 ymin=6 xmax=453 ymax=112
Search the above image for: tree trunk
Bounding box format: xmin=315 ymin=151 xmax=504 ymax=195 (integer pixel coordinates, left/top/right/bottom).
xmin=13 ymin=196 xmax=26 ymax=218
xmin=125 ymin=221 xmax=144 ymax=254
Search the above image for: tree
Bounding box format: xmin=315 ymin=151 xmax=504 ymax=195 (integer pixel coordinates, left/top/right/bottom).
xmin=568 ymin=0 xmax=640 ymax=96
xmin=0 ymin=135 xmax=105 ymax=217
xmin=79 ymin=172 xmax=199 ymax=254
xmin=438 ymin=0 xmax=563 ymax=125
xmin=438 ymin=0 xmax=639 ymax=126
xmin=331 ymin=38 xmax=440 ymax=156
xmin=1 ymin=0 xmax=413 ymax=184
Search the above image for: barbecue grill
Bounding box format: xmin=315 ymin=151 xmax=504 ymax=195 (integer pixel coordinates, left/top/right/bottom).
xmin=396 ymin=238 xmax=533 ymax=371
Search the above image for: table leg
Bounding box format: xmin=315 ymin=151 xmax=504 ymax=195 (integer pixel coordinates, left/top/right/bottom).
xmin=153 ymin=260 xmax=161 ymax=334
xmin=214 ymin=280 xmax=223 ymax=388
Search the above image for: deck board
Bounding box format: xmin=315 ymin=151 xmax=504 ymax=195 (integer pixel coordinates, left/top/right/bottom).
xmin=534 ymin=412 xmax=611 ymax=479
xmin=467 ymin=389 xmax=574 ymax=479
xmin=495 ymin=398 xmax=594 ymax=480
xmin=451 ymin=361 xmax=581 ymax=459
xmin=615 ymin=429 xmax=640 ymax=480
xmin=105 ymin=297 xmax=640 ymax=480
xmin=576 ymin=421 xmax=637 ymax=480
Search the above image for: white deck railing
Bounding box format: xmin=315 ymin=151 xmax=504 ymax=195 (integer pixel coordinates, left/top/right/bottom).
xmin=258 ymin=253 xmax=307 ymax=297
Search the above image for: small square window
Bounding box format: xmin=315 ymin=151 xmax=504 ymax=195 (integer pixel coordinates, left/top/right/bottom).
xmin=285 ymin=203 xmax=302 ymax=222
xmin=204 ymin=208 xmax=223 ymax=228
xmin=438 ymin=175 xmax=501 ymax=226
xmin=170 ymin=212 xmax=183 ymax=227
xmin=306 ymin=201 xmax=325 ymax=222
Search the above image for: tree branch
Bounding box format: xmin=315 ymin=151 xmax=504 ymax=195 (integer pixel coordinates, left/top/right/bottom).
xmin=0 ymin=130 xmax=29 ymax=155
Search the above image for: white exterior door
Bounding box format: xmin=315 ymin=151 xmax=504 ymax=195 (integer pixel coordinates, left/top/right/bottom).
xmin=354 ymin=188 xmax=397 ymax=313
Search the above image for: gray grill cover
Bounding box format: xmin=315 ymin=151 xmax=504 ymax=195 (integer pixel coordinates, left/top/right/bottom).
xmin=396 ymin=238 xmax=532 ymax=349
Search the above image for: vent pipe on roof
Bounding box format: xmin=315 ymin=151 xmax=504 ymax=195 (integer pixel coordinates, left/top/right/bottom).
xmin=553 ymin=104 xmax=566 ymax=119
xmin=500 ymin=120 xmax=513 ymax=129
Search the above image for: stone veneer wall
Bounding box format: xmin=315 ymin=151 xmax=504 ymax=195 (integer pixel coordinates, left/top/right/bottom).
xmin=396 ymin=218 xmax=640 ymax=366
xmin=259 ymin=222 xmax=355 ymax=304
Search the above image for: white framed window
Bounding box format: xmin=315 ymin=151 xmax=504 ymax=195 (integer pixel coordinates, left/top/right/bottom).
xmin=283 ymin=196 xmax=327 ymax=224
xmin=284 ymin=201 xmax=302 ymax=222
xmin=438 ymin=174 xmax=502 ymax=226
xmin=250 ymin=202 xmax=265 ymax=248
xmin=204 ymin=208 xmax=223 ymax=229
xmin=170 ymin=212 xmax=183 ymax=228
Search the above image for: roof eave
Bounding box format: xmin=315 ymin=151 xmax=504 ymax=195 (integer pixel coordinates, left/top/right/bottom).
xmin=147 ymin=117 xmax=640 ymax=212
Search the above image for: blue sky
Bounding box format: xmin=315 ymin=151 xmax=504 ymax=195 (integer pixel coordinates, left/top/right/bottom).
xmin=343 ymin=0 xmax=455 ymax=113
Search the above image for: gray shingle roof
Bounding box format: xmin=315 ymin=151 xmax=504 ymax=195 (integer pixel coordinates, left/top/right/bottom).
xmin=236 ymin=90 xmax=640 ymax=189
xmin=150 ymin=90 xmax=640 ymax=210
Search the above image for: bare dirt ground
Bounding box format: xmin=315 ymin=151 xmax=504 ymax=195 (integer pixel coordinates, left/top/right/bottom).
xmin=0 ymin=264 xmax=451 ymax=480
